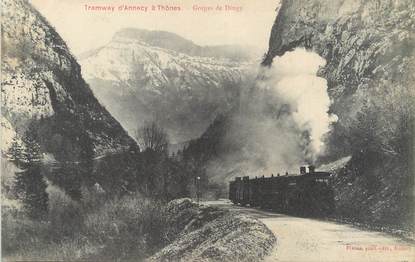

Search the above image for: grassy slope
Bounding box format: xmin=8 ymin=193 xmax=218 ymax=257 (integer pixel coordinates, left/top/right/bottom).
xmin=2 ymin=189 xmax=275 ymax=261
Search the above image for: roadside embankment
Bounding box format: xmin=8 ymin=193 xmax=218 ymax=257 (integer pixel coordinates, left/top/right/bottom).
xmin=150 ymin=198 xmax=276 ymax=262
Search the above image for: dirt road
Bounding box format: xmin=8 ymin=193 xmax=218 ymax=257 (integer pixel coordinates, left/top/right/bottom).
xmin=204 ymin=200 xmax=414 ymax=262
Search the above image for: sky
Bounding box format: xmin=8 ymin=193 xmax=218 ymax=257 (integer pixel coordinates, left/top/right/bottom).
xmin=30 ymin=0 xmax=279 ymax=56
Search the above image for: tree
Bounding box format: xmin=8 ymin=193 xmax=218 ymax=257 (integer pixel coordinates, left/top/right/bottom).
xmin=7 ymin=135 xmax=23 ymax=167
xmin=14 ymin=123 xmax=48 ymax=219
xmin=135 ymin=121 xmax=169 ymax=154
xmin=21 ymin=124 xmax=43 ymax=164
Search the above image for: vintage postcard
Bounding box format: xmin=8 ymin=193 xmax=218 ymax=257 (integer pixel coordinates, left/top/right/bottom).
xmin=1 ymin=0 xmax=414 ymax=261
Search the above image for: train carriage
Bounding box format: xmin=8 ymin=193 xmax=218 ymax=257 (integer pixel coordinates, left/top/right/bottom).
xmin=229 ymin=166 xmax=334 ymax=217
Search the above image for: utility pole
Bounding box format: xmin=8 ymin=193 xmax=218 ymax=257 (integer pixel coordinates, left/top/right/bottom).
xmin=196 ymin=176 xmax=201 ymax=205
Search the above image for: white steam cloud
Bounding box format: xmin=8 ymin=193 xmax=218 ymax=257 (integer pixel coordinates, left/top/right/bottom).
xmin=207 ymin=48 xmax=337 ymax=189
xmin=262 ymin=48 xmax=337 ymax=155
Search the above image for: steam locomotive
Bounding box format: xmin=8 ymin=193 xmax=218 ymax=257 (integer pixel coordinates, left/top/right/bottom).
xmin=229 ymin=166 xmax=335 ymax=217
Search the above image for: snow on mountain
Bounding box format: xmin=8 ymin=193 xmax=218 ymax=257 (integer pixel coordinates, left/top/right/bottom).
xmin=80 ymin=28 xmax=257 ymax=143
xmin=81 ymin=33 xmax=252 ymax=91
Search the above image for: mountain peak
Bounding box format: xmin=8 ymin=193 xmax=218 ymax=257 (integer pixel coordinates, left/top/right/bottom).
xmin=107 ymin=28 xmax=259 ymax=61
xmin=113 ymin=28 xmax=199 ymax=52
xmin=79 ymin=27 xmax=257 ymax=144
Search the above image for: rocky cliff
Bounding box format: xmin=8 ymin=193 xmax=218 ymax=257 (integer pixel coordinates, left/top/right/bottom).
xmin=264 ymin=0 xmax=414 ymax=228
xmin=264 ymin=0 xmax=414 ymax=130
xmin=1 ymin=0 xmax=136 ymax=161
xmin=79 ymin=28 xmax=257 ymax=144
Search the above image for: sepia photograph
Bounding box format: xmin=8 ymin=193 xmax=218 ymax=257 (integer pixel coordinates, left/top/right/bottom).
xmin=1 ymin=0 xmax=414 ymax=261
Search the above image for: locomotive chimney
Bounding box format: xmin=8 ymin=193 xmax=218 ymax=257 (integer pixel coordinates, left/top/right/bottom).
xmin=300 ymin=166 xmax=306 ymax=174
xmin=308 ymin=165 xmax=315 ymax=173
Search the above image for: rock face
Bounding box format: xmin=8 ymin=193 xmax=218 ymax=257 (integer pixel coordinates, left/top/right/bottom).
xmin=264 ymin=0 xmax=414 ymax=227
xmin=79 ymin=28 xmax=257 ymax=144
xmin=1 ymin=0 xmax=136 ymax=160
xmin=264 ymin=0 xmax=414 ymax=124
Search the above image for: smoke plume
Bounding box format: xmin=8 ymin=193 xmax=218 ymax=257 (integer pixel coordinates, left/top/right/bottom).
xmin=206 ymin=48 xmax=337 ymax=185
xmin=262 ymin=48 xmax=337 ymax=154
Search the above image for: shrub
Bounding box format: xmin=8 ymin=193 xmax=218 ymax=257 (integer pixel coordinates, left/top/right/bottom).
xmin=47 ymin=183 xmax=83 ymax=240
xmin=2 ymin=184 xmax=86 ymax=260
xmin=2 ymin=186 xmax=196 ymax=261
xmin=83 ymin=193 xmax=169 ymax=260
